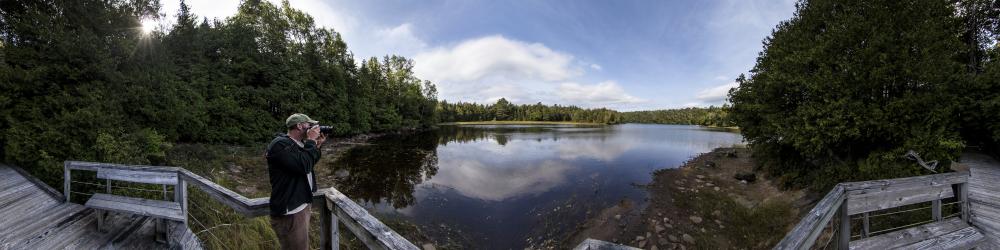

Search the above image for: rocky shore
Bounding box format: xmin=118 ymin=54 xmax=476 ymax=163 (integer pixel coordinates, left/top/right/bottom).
xmin=562 ymin=147 xmax=812 ymax=250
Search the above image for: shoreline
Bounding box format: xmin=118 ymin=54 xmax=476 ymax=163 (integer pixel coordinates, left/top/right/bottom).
xmin=438 ymin=121 xmax=608 ymax=125
xmin=559 ymin=147 xmax=810 ymax=249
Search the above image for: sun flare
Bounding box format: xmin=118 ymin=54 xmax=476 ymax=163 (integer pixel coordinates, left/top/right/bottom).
xmin=140 ymin=19 xmax=156 ymax=35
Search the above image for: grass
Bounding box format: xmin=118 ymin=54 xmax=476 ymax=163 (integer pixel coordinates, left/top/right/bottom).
xmin=439 ymin=121 xmax=607 ymax=125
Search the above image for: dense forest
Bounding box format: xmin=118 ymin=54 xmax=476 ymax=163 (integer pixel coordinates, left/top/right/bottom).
xmin=620 ymin=105 xmax=732 ymax=127
xmin=436 ymin=98 xmax=622 ymax=124
xmin=0 ymin=0 xmax=437 ymax=184
xmin=729 ymin=0 xmax=1000 ymax=190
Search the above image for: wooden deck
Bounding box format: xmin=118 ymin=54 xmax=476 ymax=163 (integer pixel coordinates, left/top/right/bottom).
xmin=961 ymin=153 xmax=1000 ymax=249
xmin=0 ymin=164 xmax=200 ymax=249
xmin=776 ymin=153 xmax=1000 ymax=250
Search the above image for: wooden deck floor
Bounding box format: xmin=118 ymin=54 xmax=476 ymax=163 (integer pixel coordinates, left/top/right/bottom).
xmin=0 ymin=164 xmax=200 ymax=249
xmin=961 ymin=153 xmax=1000 ymax=249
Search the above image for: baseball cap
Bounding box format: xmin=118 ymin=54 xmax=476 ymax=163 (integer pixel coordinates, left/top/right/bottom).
xmin=285 ymin=113 xmax=319 ymax=128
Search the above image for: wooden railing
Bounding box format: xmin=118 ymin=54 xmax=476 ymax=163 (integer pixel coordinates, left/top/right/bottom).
xmin=64 ymin=161 xmax=418 ymax=250
xmin=775 ymin=171 xmax=970 ymax=250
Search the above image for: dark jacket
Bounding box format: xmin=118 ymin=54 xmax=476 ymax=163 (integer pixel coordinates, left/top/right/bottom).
xmin=265 ymin=134 xmax=320 ymax=216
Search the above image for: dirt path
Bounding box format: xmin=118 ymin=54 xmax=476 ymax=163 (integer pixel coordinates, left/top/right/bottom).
xmin=563 ymin=147 xmax=812 ymax=250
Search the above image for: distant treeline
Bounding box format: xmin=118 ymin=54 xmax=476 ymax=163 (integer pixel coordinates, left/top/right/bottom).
xmin=0 ymin=0 xmax=436 ymax=182
xmin=436 ymin=98 xmax=622 ymax=124
xmin=729 ymin=0 xmax=999 ymax=190
xmin=620 ymin=106 xmax=732 ymax=127
xmin=435 ymin=98 xmax=736 ymax=127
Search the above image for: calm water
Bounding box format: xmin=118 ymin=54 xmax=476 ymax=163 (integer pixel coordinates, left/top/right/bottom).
xmin=326 ymin=124 xmax=742 ymax=249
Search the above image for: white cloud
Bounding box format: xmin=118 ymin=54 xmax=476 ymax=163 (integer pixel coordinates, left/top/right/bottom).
xmin=557 ymin=81 xmax=644 ymax=105
xmin=413 ymin=35 xmax=645 ymax=108
xmin=696 ymin=81 xmax=738 ymax=103
xmin=425 ymin=159 xmax=572 ymax=201
xmin=414 ymin=35 xmax=580 ymax=83
xmin=372 ymin=23 xmax=427 ymax=57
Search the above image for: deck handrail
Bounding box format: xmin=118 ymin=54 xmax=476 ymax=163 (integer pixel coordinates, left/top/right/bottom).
xmin=774 ymin=171 xmax=970 ymax=250
xmin=64 ymin=161 xmax=418 ymax=250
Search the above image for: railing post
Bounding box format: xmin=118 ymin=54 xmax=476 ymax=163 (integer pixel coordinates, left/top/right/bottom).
xmin=862 ymin=212 xmax=870 ymax=238
xmin=64 ymin=162 xmax=71 ymax=203
xmin=836 ymin=198 xmax=850 ymax=250
xmin=176 ymin=177 xmax=187 ymax=225
xmin=932 ymin=199 xmax=942 ymax=221
xmin=959 ymin=182 xmax=970 ymax=224
xmin=322 ymin=195 xmax=340 ymax=250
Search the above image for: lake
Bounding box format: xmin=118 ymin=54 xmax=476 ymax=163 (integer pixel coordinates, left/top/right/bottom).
xmin=325 ymin=124 xmax=743 ymax=249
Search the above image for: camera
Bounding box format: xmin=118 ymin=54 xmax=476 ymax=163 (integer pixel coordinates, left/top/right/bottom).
xmin=313 ymin=125 xmax=334 ymax=135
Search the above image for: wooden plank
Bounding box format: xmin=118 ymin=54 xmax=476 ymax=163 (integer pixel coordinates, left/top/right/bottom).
xmin=64 ymin=161 xmax=71 ymax=203
xmin=14 ymin=208 xmax=98 ymax=250
xmin=0 ymin=173 xmax=27 ymax=188
xmin=0 ymin=164 xmax=17 ymax=174
xmin=85 ymin=193 xmax=184 ymax=221
xmin=969 ymin=202 xmax=1000 ymax=227
xmin=176 ymin=178 xmax=188 ymax=224
xmin=848 ymin=218 xmax=969 ymax=250
xmin=325 ymin=188 xmax=419 ymax=250
xmin=0 ymin=182 xmax=37 ymax=205
xmin=5 ymin=164 xmax=65 ymax=202
xmin=96 ymin=168 xmax=178 ymax=185
xmin=0 ymin=199 xmax=63 ymax=229
xmin=109 ymin=213 xmax=160 ymax=249
xmin=960 ymin=183 xmax=971 ymax=224
xmin=838 ymin=201 xmax=849 ymax=250
xmin=0 ymin=171 xmax=24 ymax=188
xmin=573 ymin=238 xmax=642 ymax=250
xmin=0 ymin=191 xmax=59 ymax=222
xmin=65 ymin=212 xmax=143 ymax=249
xmin=65 ymin=161 xmax=179 ymax=173
xmin=897 ymin=226 xmax=984 ymax=250
xmin=847 ymin=184 xmax=954 ymax=215
xmin=177 ymin=169 xmax=269 ymax=217
xmin=842 ymin=172 xmax=968 ymax=194
xmin=776 ymin=184 xmax=846 ymax=250
xmin=933 ymin=200 xmax=943 ymax=221
xmin=862 ymin=212 xmax=870 ymax=238
xmin=0 ymin=203 xmax=82 ymax=239
xmin=0 ymin=187 xmax=49 ymax=212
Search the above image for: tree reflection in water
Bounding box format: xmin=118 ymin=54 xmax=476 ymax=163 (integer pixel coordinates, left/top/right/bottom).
xmin=329 ymin=131 xmax=440 ymax=208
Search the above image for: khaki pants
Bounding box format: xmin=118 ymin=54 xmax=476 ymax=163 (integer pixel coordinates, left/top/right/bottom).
xmin=270 ymin=204 xmax=310 ymax=250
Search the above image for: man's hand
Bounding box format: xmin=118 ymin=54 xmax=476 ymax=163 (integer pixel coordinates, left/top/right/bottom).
xmin=306 ymin=124 xmax=321 ymax=141
xmin=316 ymin=133 xmax=327 ymax=148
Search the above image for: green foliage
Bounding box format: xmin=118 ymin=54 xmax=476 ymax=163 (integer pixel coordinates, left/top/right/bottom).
xmin=621 ymin=105 xmax=734 ymax=127
xmin=437 ymin=99 xmax=623 ymax=124
xmin=0 ymin=0 xmax=437 ymax=186
xmin=95 ymin=129 xmax=172 ymax=165
xmin=728 ymin=0 xmax=991 ymax=190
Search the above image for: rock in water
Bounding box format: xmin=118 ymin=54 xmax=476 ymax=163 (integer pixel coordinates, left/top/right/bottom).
xmin=682 ymin=234 xmax=695 ymax=244
xmin=734 ymin=172 xmax=757 ymax=183
xmin=689 ymin=216 xmax=703 ymax=224
xmin=704 ymin=161 xmax=717 ymax=168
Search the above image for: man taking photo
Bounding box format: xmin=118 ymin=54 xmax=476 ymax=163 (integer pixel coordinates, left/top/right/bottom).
xmin=265 ymin=113 xmax=327 ymax=250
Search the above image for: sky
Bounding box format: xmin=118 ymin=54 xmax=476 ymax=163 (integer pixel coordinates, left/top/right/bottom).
xmin=158 ymin=0 xmax=798 ymax=111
